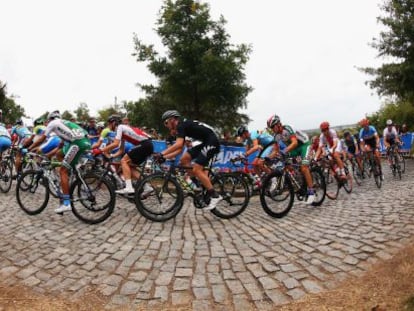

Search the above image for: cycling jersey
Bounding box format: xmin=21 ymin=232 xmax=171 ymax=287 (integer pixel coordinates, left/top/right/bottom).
xmin=274 ymin=125 xmax=309 ymax=146
xmin=343 ymin=136 xmax=358 ymax=154
xmin=383 ymin=126 xmax=398 ymax=144
xmin=359 ymin=126 xmax=378 ymax=149
xmin=319 ymin=129 xmax=339 ymax=149
xmin=11 ymin=126 xmax=32 ymax=141
xmin=0 ymin=125 xmax=11 ymax=152
xmin=33 ymin=125 xmax=46 ymax=136
xmin=45 ymin=119 xmax=87 ymax=142
xmin=114 ymin=124 xmax=151 ymax=145
xmin=244 ymin=131 xmax=274 ymax=158
xmin=0 ymin=125 xmax=11 ymax=138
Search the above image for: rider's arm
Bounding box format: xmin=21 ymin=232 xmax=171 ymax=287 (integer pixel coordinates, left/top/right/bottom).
xmin=28 ymin=134 xmax=47 ymax=151
xmin=245 ymin=139 xmax=261 ymax=157
xmin=162 ymin=138 xmax=185 ymax=159
xmin=285 ymin=136 xmax=298 ymax=153
xmin=101 ymin=138 xmax=120 ymax=154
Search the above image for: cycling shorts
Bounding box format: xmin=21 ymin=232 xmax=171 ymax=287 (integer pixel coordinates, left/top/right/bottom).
xmin=289 ymin=141 xmax=311 ymax=165
xmin=40 ymin=136 xmax=62 ymax=154
xmin=62 ymin=137 xmax=91 ymax=167
xmin=0 ymin=136 xmax=11 ymax=153
xmin=127 ymin=139 xmax=153 ymax=165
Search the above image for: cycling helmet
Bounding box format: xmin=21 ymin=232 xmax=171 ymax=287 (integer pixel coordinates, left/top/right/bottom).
xmin=107 ymin=114 xmax=121 ymax=124
xmin=16 ymin=119 xmax=23 ymax=125
xmin=267 ymin=114 xmax=280 ymax=128
xmin=48 ymin=110 xmax=61 ymax=120
xmin=236 ymin=125 xmax=248 ymax=137
xmin=359 ymin=118 xmax=369 ymax=127
xmin=320 ymin=121 xmax=330 ymax=130
xmin=34 ymin=119 xmax=44 ymax=126
xmin=161 ymin=110 xmax=181 ymax=121
xmin=97 ymin=121 xmax=105 ymax=128
xmin=343 ymin=131 xmax=351 ymax=137
xmin=386 ymin=119 xmax=393 ymax=126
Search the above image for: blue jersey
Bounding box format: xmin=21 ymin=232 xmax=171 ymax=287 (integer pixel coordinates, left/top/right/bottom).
xmin=11 ymin=126 xmax=32 ymax=139
xmin=245 ymin=131 xmax=274 ymax=148
xmin=359 ymin=126 xmax=377 ymax=142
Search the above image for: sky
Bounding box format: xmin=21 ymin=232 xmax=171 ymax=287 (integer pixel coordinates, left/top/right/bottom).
xmin=1 ymin=0 xmax=385 ymax=131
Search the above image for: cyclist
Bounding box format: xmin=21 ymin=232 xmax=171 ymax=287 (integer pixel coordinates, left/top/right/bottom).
xmin=383 ymin=119 xmax=402 ymax=168
xmin=159 ymin=110 xmax=222 ymax=210
xmin=101 ymin=115 xmax=153 ymax=195
xmin=314 ymin=122 xmax=347 ymax=180
xmin=359 ymin=118 xmax=383 ymax=179
xmin=10 ymin=119 xmax=33 ymax=179
xmin=267 ymin=114 xmax=315 ymax=204
xmin=342 ymin=131 xmax=364 ymax=176
xmin=0 ymin=123 xmax=12 ymax=154
xmin=29 ymin=111 xmax=91 ymax=213
xmin=236 ymin=125 xmax=275 ymax=176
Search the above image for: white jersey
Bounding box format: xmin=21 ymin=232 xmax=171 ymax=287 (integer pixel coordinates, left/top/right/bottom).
xmin=0 ymin=126 xmax=10 ymax=138
xmin=114 ymin=124 xmax=151 ymax=145
xmin=383 ymin=126 xmax=398 ymax=140
xmin=319 ymin=129 xmax=342 ymax=152
xmin=45 ymin=119 xmax=86 ymax=142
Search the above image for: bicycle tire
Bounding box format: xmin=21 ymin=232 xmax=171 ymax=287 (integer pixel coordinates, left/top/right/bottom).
xmin=310 ymin=166 xmax=326 ymax=206
xmin=398 ymin=154 xmax=405 ymax=174
xmin=324 ymin=168 xmax=339 ymax=200
xmin=259 ymin=170 xmax=294 ymax=218
xmin=135 ymin=173 xmax=184 ymax=222
xmin=372 ymin=164 xmax=382 ymax=188
xmin=0 ymin=160 xmax=13 ymax=193
xmin=70 ymin=172 xmax=116 ymax=224
xmin=16 ymin=170 xmax=50 ymax=215
xmin=342 ymin=166 xmax=353 ymax=194
xmin=351 ymin=159 xmax=363 ymax=186
xmin=210 ymin=172 xmax=250 ymax=219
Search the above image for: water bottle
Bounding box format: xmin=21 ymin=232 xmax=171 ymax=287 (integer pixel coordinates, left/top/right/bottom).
xmin=185 ymin=176 xmax=197 ymax=190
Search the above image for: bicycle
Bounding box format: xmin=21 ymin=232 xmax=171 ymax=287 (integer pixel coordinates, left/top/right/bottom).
xmin=15 ymin=156 xmax=116 ymax=224
xmin=229 ymin=155 xmax=264 ymax=196
xmin=387 ymin=144 xmax=405 ymax=179
xmin=345 ymin=154 xmax=363 ymax=186
xmin=134 ymin=156 xmax=250 ymax=222
xmin=319 ymin=153 xmax=352 ymax=200
xmin=259 ymin=155 xmax=326 ymax=218
xmin=362 ymin=150 xmax=382 ymax=188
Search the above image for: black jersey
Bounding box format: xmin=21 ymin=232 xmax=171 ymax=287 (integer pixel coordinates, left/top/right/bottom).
xmin=176 ymin=119 xmax=219 ymax=143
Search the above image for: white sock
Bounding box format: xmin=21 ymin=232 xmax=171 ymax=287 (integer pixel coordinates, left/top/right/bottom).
xmin=125 ymin=179 xmax=133 ymax=189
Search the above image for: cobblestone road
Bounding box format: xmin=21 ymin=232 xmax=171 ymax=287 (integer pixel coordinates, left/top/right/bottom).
xmin=0 ymin=161 xmax=413 ymax=310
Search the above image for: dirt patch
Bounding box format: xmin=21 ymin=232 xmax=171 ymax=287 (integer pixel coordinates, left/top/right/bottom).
xmin=1 ymin=242 xmax=414 ymax=311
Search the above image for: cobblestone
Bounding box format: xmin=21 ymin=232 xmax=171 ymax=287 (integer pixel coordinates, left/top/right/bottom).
xmin=0 ymin=161 xmax=413 ymax=310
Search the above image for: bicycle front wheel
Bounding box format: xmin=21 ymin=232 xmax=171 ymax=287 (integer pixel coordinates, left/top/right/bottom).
xmin=210 ymin=172 xmax=250 ymax=219
xmin=135 ymin=173 xmax=184 ymax=222
xmin=16 ymin=170 xmax=50 ymax=215
xmin=325 ymin=168 xmax=339 ymax=200
xmin=259 ymin=171 xmax=294 ymax=218
xmin=70 ymin=173 xmax=116 ymax=224
xmin=342 ymin=166 xmax=353 ymax=194
xmin=0 ymin=160 xmax=13 ymax=193
xmin=310 ymin=166 xmax=326 ymax=206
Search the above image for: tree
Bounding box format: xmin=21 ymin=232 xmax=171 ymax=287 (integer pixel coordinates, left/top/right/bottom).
xmin=132 ymin=0 xmax=252 ymax=133
xmin=73 ymin=102 xmax=90 ymax=122
xmin=0 ymin=81 xmax=25 ymax=124
xmin=360 ymin=0 xmax=414 ymax=101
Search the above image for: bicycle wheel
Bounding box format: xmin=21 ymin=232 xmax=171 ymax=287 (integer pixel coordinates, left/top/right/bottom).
xmin=372 ymin=163 xmax=382 ymax=189
xmin=135 ymin=173 xmax=184 ymax=222
xmin=310 ymin=166 xmax=326 ymax=206
xmin=70 ymin=172 xmax=116 ymax=224
xmin=324 ymin=167 xmax=339 ymax=200
xmin=259 ymin=171 xmax=294 ymax=218
xmin=210 ymin=172 xmax=250 ymax=219
xmin=342 ymin=166 xmax=353 ymax=194
xmin=16 ymin=170 xmax=50 ymax=215
xmin=352 ymin=161 xmax=363 ymax=186
xmin=398 ymin=153 xmax=405 ymax=174
xmin=0 ymin=160 xmax=13 ymax=193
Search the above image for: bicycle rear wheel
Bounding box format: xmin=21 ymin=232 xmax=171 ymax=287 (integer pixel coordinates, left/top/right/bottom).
xmin=16 ymin=170 xmax=50 ymax=215
xmin=135 ymin=173 xmax=184 ymax=222
xmin=372 ymin=163 xmax=382 ymax=188
xmin=70 ymin=172 xmax=116 ymax=224
xmin=0 ymin=160 xmax=13 ymax=193
xmin=259 ymin=171 xmax=294 ymax=218
xmin=352 ymin=161 xmax=363 ymax=186
xmin=210 ymin=172 xmax=250 ymax=219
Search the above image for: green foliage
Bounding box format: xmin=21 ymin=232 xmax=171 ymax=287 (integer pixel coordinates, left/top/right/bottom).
xmin=368 ymin=99 xmax=414 ymax=131
xmin=61 ymin=110 xmax=74 ymax=120
xmin=132 ymin=0 xmax=252 ymax=134
xmin=0 ymin=81 xmax=26 ymax=125
xmin=73 ymin=102 xmax=91 ymax=122
xmin=360 ymin=0 xmax=414 ymax=101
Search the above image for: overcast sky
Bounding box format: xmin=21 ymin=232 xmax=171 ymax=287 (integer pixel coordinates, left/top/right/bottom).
xmin=1 ymin=0 xmax=384 ymax=131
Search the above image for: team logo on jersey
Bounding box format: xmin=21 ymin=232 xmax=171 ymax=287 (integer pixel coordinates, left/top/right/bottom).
xmin=201 ymin=145 xmax=215 ymax=157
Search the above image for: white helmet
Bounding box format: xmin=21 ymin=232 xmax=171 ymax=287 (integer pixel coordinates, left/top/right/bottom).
xmin=48 ymin=110 xmax=61 ymax=120
xmin=386 ymin=119 xmax=393 ymax=126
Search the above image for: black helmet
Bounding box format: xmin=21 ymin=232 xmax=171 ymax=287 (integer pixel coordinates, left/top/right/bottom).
xmin=343 ymin=131 xmax=351 ymax=137
xmin=236 ymin=125 xmax=248 ymax=137
xmin=107 ymin=114 xmax=121 ymax=124
xmin=16 ymin=119 xmax=23 ymax=125
xmin=48 ymin=110 xmax=61 ymax=120
xmin=34 ymin=119 xmax=44 ymax=126
xmin=161 ymin=110 xmax=181 ymax=122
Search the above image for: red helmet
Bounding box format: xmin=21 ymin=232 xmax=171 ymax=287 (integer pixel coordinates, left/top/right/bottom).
xmin=320 ymin=121 xmax=330 ymax=131
xmin=359 ymin=118 xmax=369 ymax=127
